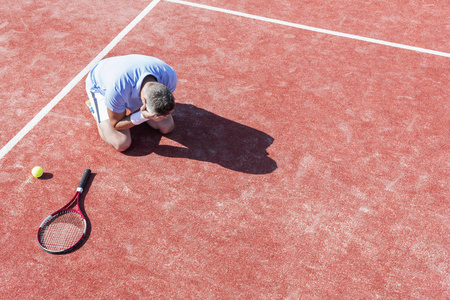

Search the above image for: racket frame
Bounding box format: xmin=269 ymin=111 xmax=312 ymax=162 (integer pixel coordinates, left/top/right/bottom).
xmin=37 ymin=169 xmax=91 ymax=254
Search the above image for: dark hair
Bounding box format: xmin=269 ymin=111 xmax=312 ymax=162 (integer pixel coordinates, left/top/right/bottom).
xmin=144 ymin=82 xmax=175 ymax=115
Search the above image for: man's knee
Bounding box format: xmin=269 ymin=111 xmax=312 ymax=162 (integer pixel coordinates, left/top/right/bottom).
xmin=113 ymin=138 xmax=132 ymax=152
xmin=97 ymin=123 xmax=131 ymax=152
xmin=158 ymin=116 xmax=175 ymax=134
xmin=160 ymin=123 xmax=175 ymax=135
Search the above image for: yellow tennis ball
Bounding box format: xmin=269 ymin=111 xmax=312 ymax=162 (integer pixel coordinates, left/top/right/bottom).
xmin=32 ymin=166 xmax=44 ymax=178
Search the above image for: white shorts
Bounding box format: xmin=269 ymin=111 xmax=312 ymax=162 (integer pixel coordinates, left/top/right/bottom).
xmin=86 ymin=87 xmax=109 ymax=124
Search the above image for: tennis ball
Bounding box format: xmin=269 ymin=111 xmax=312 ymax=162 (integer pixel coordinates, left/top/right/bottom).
xmin=32 ymin=166 xmax=44 ymax=178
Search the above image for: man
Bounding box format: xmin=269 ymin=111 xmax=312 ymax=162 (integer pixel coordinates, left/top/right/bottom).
xmin=85 ymin=54 xmax=177 ymax=151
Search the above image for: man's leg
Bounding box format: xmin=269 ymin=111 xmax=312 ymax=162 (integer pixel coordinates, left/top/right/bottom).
xmin=97 ymin=120 xmax=132 ymax=152
xmin=87 ymin=89 xmax=132 ymax=152
xmin=146 ymin=115 xmax=175 ymax=134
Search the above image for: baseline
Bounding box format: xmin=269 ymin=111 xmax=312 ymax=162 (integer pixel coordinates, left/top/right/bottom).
xmin=165 ymin=0 xmax=450 ymax=58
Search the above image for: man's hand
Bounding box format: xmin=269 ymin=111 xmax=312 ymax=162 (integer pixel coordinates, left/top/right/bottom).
xmin=140 ymin=100 xmax=154 ymax=119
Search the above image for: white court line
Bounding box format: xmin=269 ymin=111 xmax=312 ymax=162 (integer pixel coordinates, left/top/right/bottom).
xmin=165 ymin=0 xmax=450 ymax=58
xmin=0 ymin=0 xmax=161 ymax=161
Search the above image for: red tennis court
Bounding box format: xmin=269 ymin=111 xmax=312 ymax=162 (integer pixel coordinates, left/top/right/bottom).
xmin=1 ymin=0 xmax=448 ymax=298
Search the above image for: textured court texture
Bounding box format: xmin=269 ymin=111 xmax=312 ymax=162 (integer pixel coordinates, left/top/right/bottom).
xmin=0 ymin=0 xmax=448 ymax=299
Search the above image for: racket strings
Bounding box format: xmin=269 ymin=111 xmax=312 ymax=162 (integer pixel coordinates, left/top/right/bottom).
xmin=38 ymin=210 xmax=85 ymax=252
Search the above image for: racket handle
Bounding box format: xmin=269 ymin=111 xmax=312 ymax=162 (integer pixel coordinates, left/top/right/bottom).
xmin=77 ymin=169 xmax=91 ymax=193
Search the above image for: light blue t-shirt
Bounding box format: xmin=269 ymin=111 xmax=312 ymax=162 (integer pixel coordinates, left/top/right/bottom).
xmin=86 ymin=54 xmax=177 ymax=113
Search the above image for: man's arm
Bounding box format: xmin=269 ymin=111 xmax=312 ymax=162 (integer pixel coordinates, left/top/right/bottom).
xmin=108 ymin=101 xmax=167 ymax=130
xmin=107 ymin=109 xmax=135 ymax=130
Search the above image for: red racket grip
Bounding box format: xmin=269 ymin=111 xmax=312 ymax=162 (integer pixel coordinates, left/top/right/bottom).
xmin=77 ymin=169 xmax=91 ymax=193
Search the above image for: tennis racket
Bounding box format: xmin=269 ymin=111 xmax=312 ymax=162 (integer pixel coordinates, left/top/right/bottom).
xmin=37 ymin=168 xmax=91 ymax=254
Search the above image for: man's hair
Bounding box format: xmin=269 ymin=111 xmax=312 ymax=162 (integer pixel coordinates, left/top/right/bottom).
xmin=143 ymin=82 xmax=175 ymax=115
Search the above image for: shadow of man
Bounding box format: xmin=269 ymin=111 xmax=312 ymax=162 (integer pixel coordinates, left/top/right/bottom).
xmin=125 ymin=103 xmax=277 ymax=174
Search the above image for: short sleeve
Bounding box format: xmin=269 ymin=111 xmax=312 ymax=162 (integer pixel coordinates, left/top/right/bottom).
xmin=105 ymin=87 xmax=128 ymax=113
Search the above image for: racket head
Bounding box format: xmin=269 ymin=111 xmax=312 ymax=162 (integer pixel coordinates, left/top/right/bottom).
xmin=37 ymin=208 xmax=86 ymax=254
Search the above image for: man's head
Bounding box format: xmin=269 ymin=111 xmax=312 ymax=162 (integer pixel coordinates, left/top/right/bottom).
xmin=142 ymin=82 xmax=175 ymax=116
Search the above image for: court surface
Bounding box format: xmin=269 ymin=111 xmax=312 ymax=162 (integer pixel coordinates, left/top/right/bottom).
xmin=0 ymin=0 xmax=449 ymax=299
